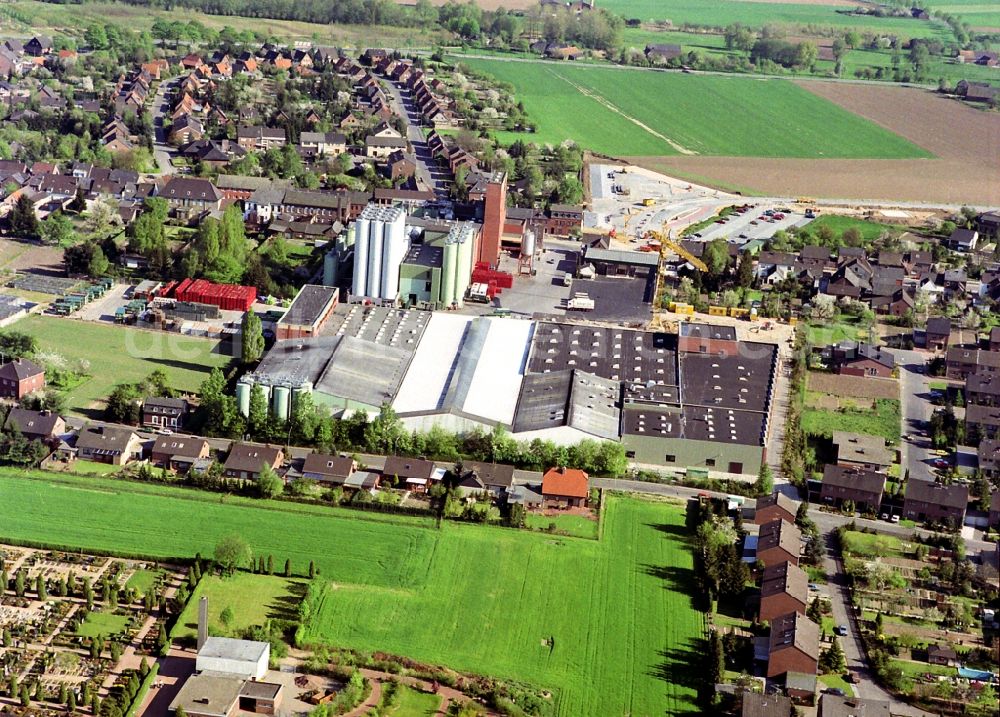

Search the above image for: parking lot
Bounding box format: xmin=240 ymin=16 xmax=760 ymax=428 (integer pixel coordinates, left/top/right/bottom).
xmin=690 ymin=203 xmax=813 ymax=245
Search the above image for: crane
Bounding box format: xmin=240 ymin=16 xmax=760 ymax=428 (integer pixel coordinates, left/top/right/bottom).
xmin=644 ymin=228 xmax=708 ymax=273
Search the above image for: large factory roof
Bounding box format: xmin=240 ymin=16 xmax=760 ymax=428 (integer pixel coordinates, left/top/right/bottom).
xmin=321 ymin=304 xmax=430 ymax=347
xmin=315 ymin=335 xmax=411 ymax=408
xmin=393 ymin=314 xmax=533 ymax=425
xmin=277 ymin=285 xmax=338 ymax=329
xmin=513 ymin=369 xmax=621 ymax=440
xmin=679 ymin=345 xmax=775 ymax=413
xmin=528 ymin=322 xmax=678 ymax=386
xmin=622 ymin=404 xmax=767 ymax=446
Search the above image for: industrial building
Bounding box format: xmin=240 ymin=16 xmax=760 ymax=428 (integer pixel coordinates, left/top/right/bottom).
xmin=243 ymin=310 xmax=777 ymax=475
xmin=398 ymin=220 xmax=477 ymax=309
xmin=274 ymin=284 xmax=339 ymax=340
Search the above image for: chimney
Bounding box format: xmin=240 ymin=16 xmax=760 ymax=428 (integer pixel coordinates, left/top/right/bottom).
xmin=197 ymin=595 xmax=209 ymax=650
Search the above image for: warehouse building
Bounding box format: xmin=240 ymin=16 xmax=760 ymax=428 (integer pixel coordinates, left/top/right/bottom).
xmin=274 ymin=285 xmax=339 ymax=340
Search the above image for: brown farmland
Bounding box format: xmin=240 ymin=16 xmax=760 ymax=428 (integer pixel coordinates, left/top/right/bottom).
xmin=629 ymin=82 xmax=1000 ymax=205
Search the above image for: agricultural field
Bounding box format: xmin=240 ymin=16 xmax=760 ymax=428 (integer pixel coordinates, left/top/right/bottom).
xmin=802 ymin=397 xmax=901 ymax=442
xmin=1 ymin=0 xmax=446 ymax=47
xmin=601 ymin=0 xmax=952 ymax=37
xmin=11 ymin=315 xmax=233 ymax=414
xmin=299 ymin=496 xmax=702 ymax=717
xmin=0 ymin=468 xmax=702 ymax=717
xmin=174 ymin=574 xmax=305 ymax=640
xmin=0 ymin=469 xmax=437 ymax=587
xmin=458 ymin=58 xmax=930 ymax=159
xmin=934 ymin=0 xmax=1000 ymax=29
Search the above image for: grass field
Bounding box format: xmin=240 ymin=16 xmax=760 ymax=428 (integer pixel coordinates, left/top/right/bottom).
xmin=0 ymin=468 xmax=702 ymax=716
xmin=174 ymin=574 xmax=304 ymax=640
xmin=1 ymin=1 xmax=446 ymax=47
xmin=524 ymin=512 xmax=599 ymax=539
xmin=125 ymin=568 xmax=163 ymax=594
xmin=0 ymin=469 xmax=436 ymax=587
xmin=76 ymin=610 xmax=130 ymax=638
xmin=389 ymin=687 xmax=442 ymax=717
xmin=601 ymin=0 xmax=951 ymax=37
xmin=805 ymin=320 xmax=872 ymax=346
xmin=805 ymin=215 xmax=899 ymax=244
xmin=802 ymin=398 xmax=901 ymax=442
xmin=458 ymin=58 xmax=930 ymax=159
xmin=818 ymin=673 xmax=855 ymax=696
xmin=11 ymin=315 xmax=232 ymax=414
xmin=300 ymin=496 xmax=702 ymax=716
xmin=840 ymin=531 xmax=905 ymax=558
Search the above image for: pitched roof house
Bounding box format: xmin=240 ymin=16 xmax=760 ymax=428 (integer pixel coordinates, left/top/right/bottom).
xmin=223 ymin=443 xmax=284 ymax=481
xmin=759 ymin=561 xmax=809 ymax=622
xmin=754 ymin=492 xmax=797 ymax=525
xmin=820 ymin=465 xmax=886 ymax=511
xmin=0 ymin=358 xmax=45 ymax=399
xmin=767 ymin=612 xmax=819 ymax=678
xmin=151 ymin=435 xmax=211 ymax=472
xmin=757 ymin=519 xmax=801 ymax=567
xmin=4 ymin=408 xmax=64 ymax=442
xmin=903 ymin=480 xmax=968 ymax=525
xmin=541 ymin=467 xmax=590 ymax=507
xmin=301 ymin=453 xmax=357 ymax=484
xmin=76 ymin=425 xmax=142 ymax=466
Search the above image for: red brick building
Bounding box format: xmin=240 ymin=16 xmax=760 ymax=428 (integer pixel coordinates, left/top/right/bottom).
xmin=759 ymin=561 xmax=809 ymax=622
xmin=767 ymin=612 xmax=819 ymax=678
xmin=479 ymin=172 xmax=507 ymax=268
xmin=541 ymin=467 xmax=589 ymax=508
xmin=756 ymin=519 xmax=801 ymax=567
xmin=754 ymin=492 xmax=797 ymax=525
xmin=0 ymin=358 xmax=45 ymax=399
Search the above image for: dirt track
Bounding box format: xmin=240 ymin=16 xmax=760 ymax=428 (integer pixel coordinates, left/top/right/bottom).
xmin=629 ymin=83 xmax=1000 ymax=206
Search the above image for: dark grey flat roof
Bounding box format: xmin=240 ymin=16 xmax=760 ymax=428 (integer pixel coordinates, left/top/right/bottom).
xmin=278 ymin=285 xmax=338 ymax=328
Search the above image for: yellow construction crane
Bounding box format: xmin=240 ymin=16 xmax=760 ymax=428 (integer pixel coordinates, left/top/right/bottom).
xmin=645 ymin=228 xmax=708 ymax=273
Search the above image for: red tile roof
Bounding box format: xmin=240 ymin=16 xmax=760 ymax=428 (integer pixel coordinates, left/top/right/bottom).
xmin=542 ymin=467 xmax=589 ymax=499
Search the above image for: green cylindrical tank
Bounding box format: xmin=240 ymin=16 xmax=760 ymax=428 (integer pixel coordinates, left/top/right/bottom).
xmin=272 ymin=384 xmax=291 ymax=422
xmin=258 ymin=383 xmax=271 ymax=413
xmin=291 ymin=381 xmax=313 ymax=410
xmin=236 ymin=380 xmax=252 ymax=417
xmin=323 ymin=251 xmax=339 ymax=287
xmin=442 ymin=240 xmax=457 ymax=307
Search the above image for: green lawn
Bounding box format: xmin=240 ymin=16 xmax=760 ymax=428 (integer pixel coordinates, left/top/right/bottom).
xmin=805 ymin=215 xmax=899 ymax=244
xmin=389 ymin=686 xmax=441 ymax=717
xmin=818 ymin=673 xmax=855 ymax=696
xmin=68 ymin=460 xmax=123 ymax=476
xmin=174 ymin=574 xmax=304 ymax=640
xmin=11 ymin=315 xmax=233 ymax=414
xmin=524 ymin=512 xmax=599 ymax=539
xmin=805 ymin=321 xmax=871 ymax=346
xmin=125 ymin=568 xmax=163 ymax=595
xmin=299 ymin=496 xmax=703 ymax=717
xmin=840 ymin=531 xmax=905 ymax=558
xmin=802 ymin=399 xmax=901 ymax=443
xmin=457 ymin=58 xmax=931 ymax=159
xmin=601 ymin=0 xmax=951 ymax=37
xmin=76 ymin=610 xmax=130 ymax=638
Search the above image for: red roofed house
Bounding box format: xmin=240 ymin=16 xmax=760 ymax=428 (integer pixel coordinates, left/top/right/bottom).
xmin=0 ymin=358 xmax=45 ymax=399
xmin=541 ymin=467 xmax=589 ymax=508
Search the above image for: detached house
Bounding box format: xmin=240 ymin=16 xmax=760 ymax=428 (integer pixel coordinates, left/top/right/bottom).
xmin=159 ymin=177 xmax=223 ymax=215
xmin=151 ymin=435 xmax=210 ymax=472
xmin=301 ymin=453 xmax=357 ymax=485
xmin=0 ymin=358 xmax=45 ymax=399
xmin=382 ymin=455 xmax=441 ymax=492
xmin=925 ymin=317 xmax=952 ymax=351
xmin=541 ymin=467 xmax=590 ymax=508
xmin=141 ymin=397 xmax=189 ymax=430
xmin=4 ymin=408 xmax=64 ymax=443
xmin=223 ymin=443 xmax=284 ymax=481
xmin=76 ymin=425 xmax=142 ymax=466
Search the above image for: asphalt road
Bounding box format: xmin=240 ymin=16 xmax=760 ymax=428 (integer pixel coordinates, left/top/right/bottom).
xmin=381 ymin=79 xmax=448 ymax=195
xmin=891 ymin=348 xmax=935 ymax=483
xmin=150 ymin=78 xmax=178 ymax=176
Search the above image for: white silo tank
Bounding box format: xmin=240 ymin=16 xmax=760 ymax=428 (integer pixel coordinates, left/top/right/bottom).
xmin=272 ymin=385 xmax=291 ymax=422
xmin=352 ymin=217 xmax=370 ymax=298
xmin=380 ymin=209 xmax=407 ymax=301
xmin=442 ymin=239 xmax=457 ymax=307
xmin=522 ymin=228 xmax=536 ymax=258
xmin=368 ymin=217 xmax=384 ymax=298
xmin=236 ymin=380 xmax=252 ymax=417
xmin=454 ymin=226 xmax=474 ymax=308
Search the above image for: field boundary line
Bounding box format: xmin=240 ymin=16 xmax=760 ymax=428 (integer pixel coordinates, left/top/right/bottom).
xmin=547 ymin=69 xmax=697 ymax=155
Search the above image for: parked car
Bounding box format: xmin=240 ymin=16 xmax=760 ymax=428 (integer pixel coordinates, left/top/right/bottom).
xmin=824 ymin=688 xmax=846 ymax=697
xmin=835 ymin=625 xmax=848 ymax=636
xmin=890 ymin=515 xmax=900 ymax=523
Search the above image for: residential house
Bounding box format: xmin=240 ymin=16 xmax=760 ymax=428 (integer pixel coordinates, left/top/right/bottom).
xmin=756 ymin=519 xmax=801 ymax=567
xmin=832 ymin=431 xmax=893 ymax=472
xmin=754 ymin=492 xmax=797 ymax=525
xmin=827 ymin=342 xmax=894 ymax=378
xmin=967 ymin=372 xmax=1000 ymax=407
xmin=169 ymin=114 xmax=205 ymax=145
xmin=158 ymin=177 xmax=223 ymax=215
xmin=365 ymin=135 xmax=408 ymax=160
xmin=990 ymin=327 xmax=1000 ymax=352
xmin=759 ymin=561 xmax=809 ymax=622
xmin=386 ymin=151 xmax=416 ymax=182
xmin=382 ymin=455 xmax=440 ymax=492
xmin=767 ymin=612 xmax=819 ymax=678
xmin=818 ymin=694 xmax=890 ymax=717
xmin=946 ymin=347 xmax=1000 ymax=380
xmin=820 ymin=465 xmax=886 ymax=512
xmin=924 ymin=316 xmax=951 ymax=351
xmin=0 ymin=358 xmax=44 ymax=399
xmin=966 ymin=403 xmax=1000 ymax=441
xmin=151 ymin=435 xmax=211 ymax=472
xmin=301 ymin=453 xmax=358 ymax=485
xmin=981 ymin=440 xmax=1000 ymax=480
xmin=644 ymin=43 xmax=682 ymax=63
xmin=141 ymin=397 xmax=189 ymax=430
xmin=299 ymin=131 xmax=347 ymax=158
xmin=541 ymin=467 xmax=589 ymax=508
xmin=76 ymin=425 xmax=142 ymax=466
xmin=24 ymin=36 xmax=52 ymax=57
xmin=926 ymin=643 xmax=958 ymax=667
xmin=902 ymin=480 xmax=968 ymax=524
xmin=949 ymin=227 xmax=979 ymax=252
xmin=236 ymin=125 xmax=286 ymax=152
xmin=223 ymin=443 xmax=284 ymax=481
xmin=742 ymin=692 xmax=792 ymax=717
xmin=457 ymin=460 xmax=515 ymax=496
xmin=871 ymin=288 xmax=914 ymax=318
xmin=988 ymin=488 xmax=1000 ymax=527
xmin=3 ymin=408 xmax=65 ymax=443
